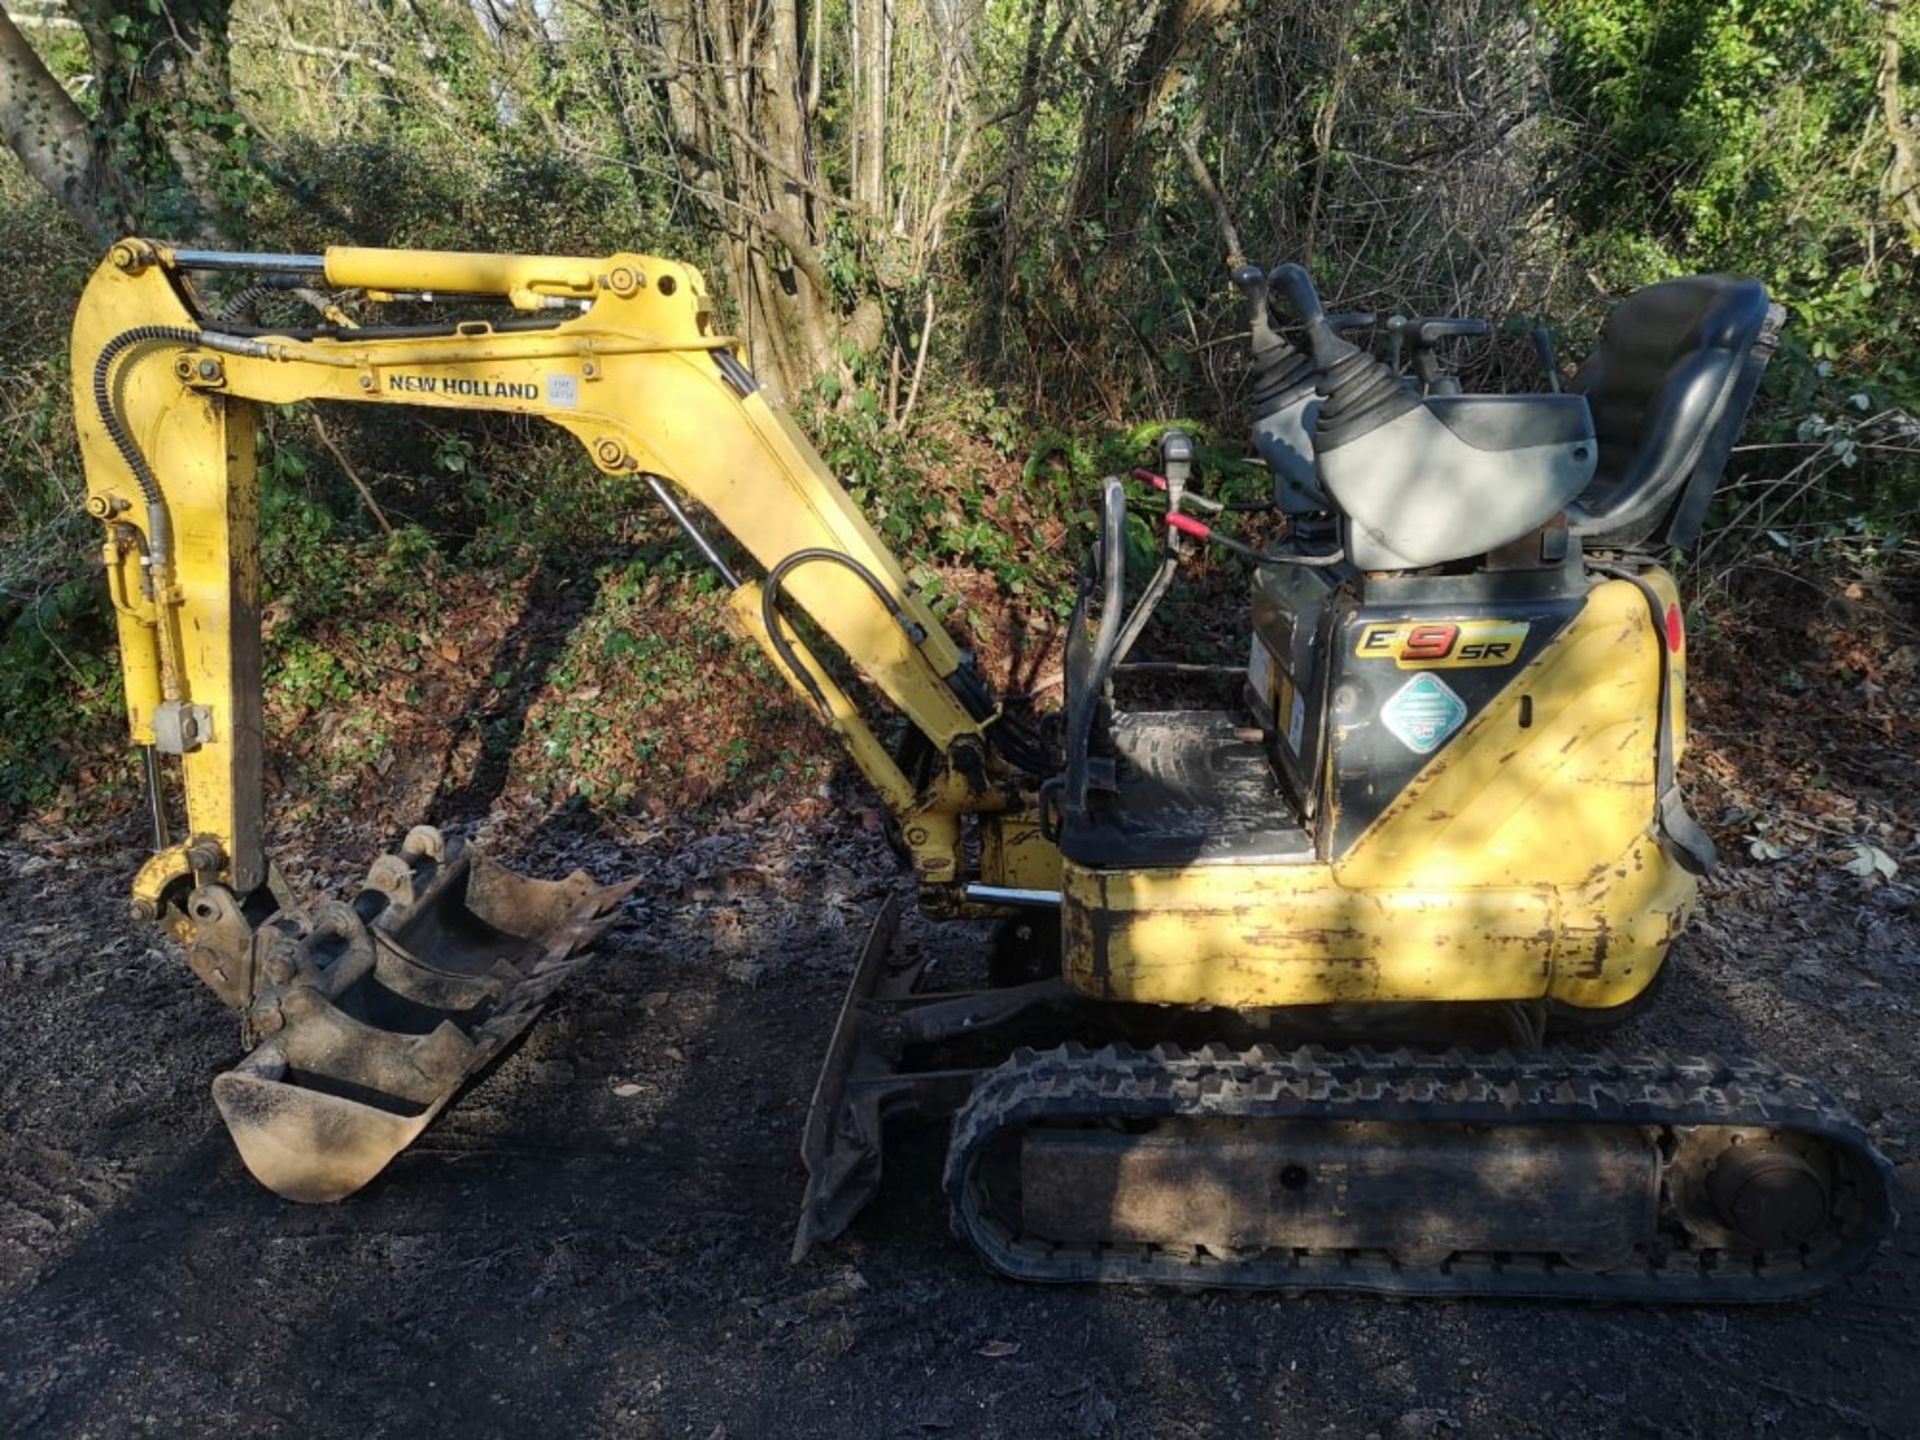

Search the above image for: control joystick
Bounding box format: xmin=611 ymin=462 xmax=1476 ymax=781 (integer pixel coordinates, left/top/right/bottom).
xmin=1236 ymin=265 xmax=1328 ymax=514
xmin=1235 ymin=265 xmax=1316 ymax=421
xmin=1268 ymin=264 xmax=1417 ymax=447
xmin=1265 ymin=262 xmax=1598 ymax=571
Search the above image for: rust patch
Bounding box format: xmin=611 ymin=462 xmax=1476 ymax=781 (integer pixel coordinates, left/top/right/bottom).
xmin=1236 ymin=925 xmax=1371 ymax=954
xmin=1565 ymin=917 xmax=1614 ymax=979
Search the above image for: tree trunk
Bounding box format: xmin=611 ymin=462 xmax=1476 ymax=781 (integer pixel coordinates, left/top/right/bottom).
xmin=0 ymin=10 xmax=120 ymax=241
xmin=67 ymin=0 xmax=239 ymax=239
xmin=857 ymin=0 xmax=888 ymax=214
xmin=1065 ymin=0 xmax=1232 ymax=235
xmin=1877 ymin=0 xmax=1920 ymax=244
xmin=643 ymin=0 xmax=845 ymax=399
xmin=971 ymin=0 xmax=1057 ymax=366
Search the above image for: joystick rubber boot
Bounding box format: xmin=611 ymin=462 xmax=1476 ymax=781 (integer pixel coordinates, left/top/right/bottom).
xmin=1269 ymin=263 xmax=1418 ymax=449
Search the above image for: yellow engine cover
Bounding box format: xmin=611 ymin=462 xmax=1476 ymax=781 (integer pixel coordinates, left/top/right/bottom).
xmin=1062 ymin=578 xmax=1692 ymax=1012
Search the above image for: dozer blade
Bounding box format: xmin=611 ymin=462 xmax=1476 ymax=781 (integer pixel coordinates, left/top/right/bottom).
xmin=211 ymin=827 xmax=635 ymax=1202
xmin=793 ymin=895 xmax=1080 ymax=1262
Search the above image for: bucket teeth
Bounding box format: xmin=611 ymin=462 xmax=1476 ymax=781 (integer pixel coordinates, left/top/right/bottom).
xmin=212 ymin=831 xmax=636 ymax=1202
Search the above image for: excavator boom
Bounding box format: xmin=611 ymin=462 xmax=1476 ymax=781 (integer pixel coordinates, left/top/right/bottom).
xmin=74 ymin=239 xmax=1049 ymax=1199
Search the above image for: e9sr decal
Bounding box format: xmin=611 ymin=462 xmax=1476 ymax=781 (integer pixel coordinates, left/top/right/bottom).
xmin=1355 ymin=620 xmax=1531 ymax=669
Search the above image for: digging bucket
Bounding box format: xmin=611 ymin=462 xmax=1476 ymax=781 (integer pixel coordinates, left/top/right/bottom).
xmin=212 ymin=826 xmax=635 ymax=1201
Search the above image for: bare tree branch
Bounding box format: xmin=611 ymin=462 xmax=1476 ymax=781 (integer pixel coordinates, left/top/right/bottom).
xmin=1178 ymin=122 xmax=1244 ymax=271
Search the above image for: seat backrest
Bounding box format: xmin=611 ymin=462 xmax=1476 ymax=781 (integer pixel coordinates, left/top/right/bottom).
xmin=1568 ymin=275 xmax=1781 ymax=551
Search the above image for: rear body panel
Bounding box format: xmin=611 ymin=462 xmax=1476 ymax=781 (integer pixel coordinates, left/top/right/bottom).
xmin=1065 ymin=577 xmax=1694 ymax=1011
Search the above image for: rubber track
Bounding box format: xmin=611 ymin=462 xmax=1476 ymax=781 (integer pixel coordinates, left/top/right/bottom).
xmin=944 ymin=1043 xmax=1898 ymax=1302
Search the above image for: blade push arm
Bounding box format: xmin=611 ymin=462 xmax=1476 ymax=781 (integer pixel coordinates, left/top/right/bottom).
xmin=74 ymin=240 xmax=1046 ymax=932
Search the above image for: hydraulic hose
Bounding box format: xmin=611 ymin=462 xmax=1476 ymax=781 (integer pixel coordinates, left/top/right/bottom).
xmin=92 ymin=325 xmax=208 ymax=704
xmin=214 ymin=282 xmax=281 ymax=325
xmin=93 ymin=325 xmax=202 ymax=580
xmin=759 ymin=547 xmax=928 ymax=717
xmin=1165 ymin=510 xmax=1346 ymax=567
xmin=758 ymin=548 xmax=1052 ymax=778
xmin=93 ymin=323 xmax=282 ymax=579
xmin=1127 ymin=471 xmax=1344 ymax=568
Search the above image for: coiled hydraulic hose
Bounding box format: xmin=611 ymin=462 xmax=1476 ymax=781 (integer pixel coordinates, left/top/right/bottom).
xmin=214 ymin=283 xmax=277 ymax=325
xmin=759 ymin=548 xmax=1052 ymax=777
xmin=759 ymin=548 xmax=928 ymax=717
xmin=93 ymin=325 xmax=203 ymax=571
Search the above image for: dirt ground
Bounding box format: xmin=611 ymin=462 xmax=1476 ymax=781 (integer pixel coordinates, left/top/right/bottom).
xmin=3 ymin=572 xmax=1918 ymax=1440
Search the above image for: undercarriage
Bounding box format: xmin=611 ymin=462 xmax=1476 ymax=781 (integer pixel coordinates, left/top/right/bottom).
xmin=799 ymin=900 xmax=1897 ymax=1301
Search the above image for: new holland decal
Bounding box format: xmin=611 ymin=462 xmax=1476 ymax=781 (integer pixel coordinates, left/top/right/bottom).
xmin=387 ymin=374 xmax=540 ymax=400
xmin=1355 ymin=619 xmax=1530 ymax=669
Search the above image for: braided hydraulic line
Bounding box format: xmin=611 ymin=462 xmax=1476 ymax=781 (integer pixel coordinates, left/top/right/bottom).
xmin=93 ymin=325 xmax=201 ymax=567
xmin=92 ymin=325 xmax=206 ymax=706
xmin=214 ymin=283 xmax=277 ymax=325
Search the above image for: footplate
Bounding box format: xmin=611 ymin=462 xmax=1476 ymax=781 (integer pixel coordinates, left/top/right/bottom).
xmin=947 ymin=1044 xmax=1899 ymax=1301
xmin=209 ymin=827 xmax=634 ymax=1201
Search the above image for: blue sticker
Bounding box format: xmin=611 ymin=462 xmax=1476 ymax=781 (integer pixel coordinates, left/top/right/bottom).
xmin=1380 ymin=673 xmax=1468 ymax=755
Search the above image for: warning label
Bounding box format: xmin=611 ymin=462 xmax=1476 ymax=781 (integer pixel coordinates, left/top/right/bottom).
xmin=1379 ymin=673 xmax=1469 ymax=755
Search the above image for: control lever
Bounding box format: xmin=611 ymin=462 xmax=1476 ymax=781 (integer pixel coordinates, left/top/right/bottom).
xmin=1533 ymin=324 xmax=1562 ymax=393
xmin=1234 ymin=264 xmax=1318 ymax=421
xmin=1233 ymin=265 xmax=1285 ymax=372
xmin=1268 ymin=264 xmax=1417 ymax=442
xmin=1387 ymin=315 xmax=1490 ymax=395
xmin=1159 ymin=429 xmax=1193 ymax=523
xmin=1238 ymin=263 xmax=1328 ymax=514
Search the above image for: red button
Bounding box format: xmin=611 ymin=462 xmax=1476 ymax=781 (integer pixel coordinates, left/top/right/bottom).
xmin=1665 ymin=602 xmax=1684 ymax=652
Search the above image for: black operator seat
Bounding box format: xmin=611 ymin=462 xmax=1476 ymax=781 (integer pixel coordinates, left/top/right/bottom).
xmin=1567 ymin=275 xmax=1782 ymax=551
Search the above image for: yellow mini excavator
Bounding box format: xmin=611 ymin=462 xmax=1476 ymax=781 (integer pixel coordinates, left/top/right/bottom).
xmin=72 ymin=238 xmax=1896 ymax=1300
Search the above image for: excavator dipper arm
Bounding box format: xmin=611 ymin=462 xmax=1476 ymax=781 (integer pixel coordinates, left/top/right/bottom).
xmin=72 ymin=239 xmax=1050 ymax=1199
